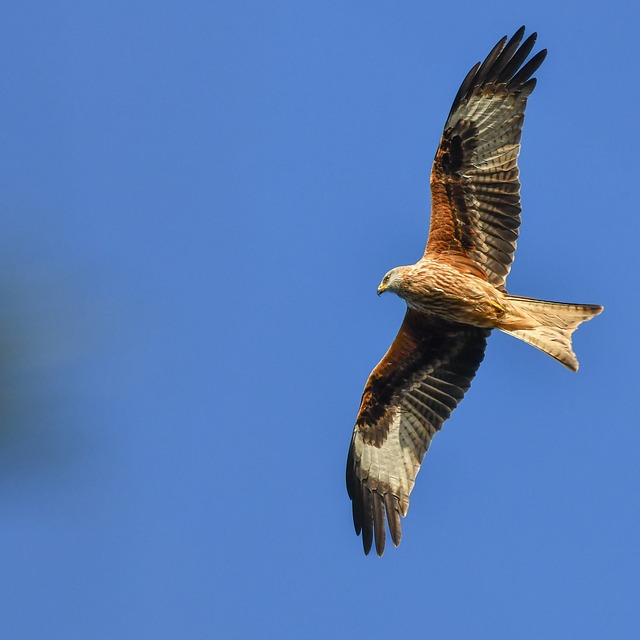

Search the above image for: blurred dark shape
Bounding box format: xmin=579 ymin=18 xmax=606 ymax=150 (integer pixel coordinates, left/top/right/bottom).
xmin=0 ymin=261 xmax=93 ymax=477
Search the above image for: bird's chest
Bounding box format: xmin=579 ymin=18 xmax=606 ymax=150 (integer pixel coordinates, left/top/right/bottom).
xmin=404 ymin=266 xmax=501 ymax=327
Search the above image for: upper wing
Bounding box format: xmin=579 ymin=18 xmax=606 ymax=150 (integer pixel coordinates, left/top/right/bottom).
xmin=346 ymin=310 xmax=489 ymax=556
xmin=427 ymin=26 xmax=547 ymax=290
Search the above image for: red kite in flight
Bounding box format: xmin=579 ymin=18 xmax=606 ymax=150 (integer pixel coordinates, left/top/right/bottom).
xmin=346 ymin=27 xmax=603 ymax=556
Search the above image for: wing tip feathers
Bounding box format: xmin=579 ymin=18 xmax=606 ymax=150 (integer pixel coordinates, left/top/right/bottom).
xmin=448 ymin=26 xmax=546 ymax=120
xmin=347 ymin=440 xmax=403 ymax=557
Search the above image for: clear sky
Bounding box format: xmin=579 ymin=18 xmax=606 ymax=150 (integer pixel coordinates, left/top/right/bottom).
xmin=0 ymin=2 xmax=637 ymax=638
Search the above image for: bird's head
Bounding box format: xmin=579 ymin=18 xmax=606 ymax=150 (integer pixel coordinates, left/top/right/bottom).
xmin=377 ymin=267 xmax=406 ymax=296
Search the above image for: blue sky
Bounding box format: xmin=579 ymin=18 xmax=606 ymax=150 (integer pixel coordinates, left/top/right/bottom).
xmin=0 ymin=2 xmax=638 ymax=638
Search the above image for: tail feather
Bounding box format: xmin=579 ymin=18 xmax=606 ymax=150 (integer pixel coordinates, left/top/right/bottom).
xmin=502 ymin=295 xmax=603 ymax=371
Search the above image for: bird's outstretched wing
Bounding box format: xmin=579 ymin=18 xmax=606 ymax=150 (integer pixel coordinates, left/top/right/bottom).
xmin=427 ymin=27 xmax=546 ymax=290
xmin=346 ymin=310 xmax=489 ymax=556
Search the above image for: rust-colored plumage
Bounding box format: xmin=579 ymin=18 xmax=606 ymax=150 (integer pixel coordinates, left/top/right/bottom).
xmin=346 ymin=27 xmax=603 ymax=556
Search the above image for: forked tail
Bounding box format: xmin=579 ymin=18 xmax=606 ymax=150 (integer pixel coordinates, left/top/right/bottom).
xmin=501 ymin=295 xmax=603 ymax=371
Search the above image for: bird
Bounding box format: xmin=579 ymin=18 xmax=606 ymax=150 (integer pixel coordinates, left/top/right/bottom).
xmin=345 ymin=27 xmax=603 ymax=557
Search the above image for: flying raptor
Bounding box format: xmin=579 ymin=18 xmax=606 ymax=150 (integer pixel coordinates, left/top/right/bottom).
xmin=346 ymin=27 xmax=603 ymax=556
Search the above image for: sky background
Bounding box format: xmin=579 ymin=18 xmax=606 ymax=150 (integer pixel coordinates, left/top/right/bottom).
xmin=0 ymin=2 xmax=638 ymax=638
